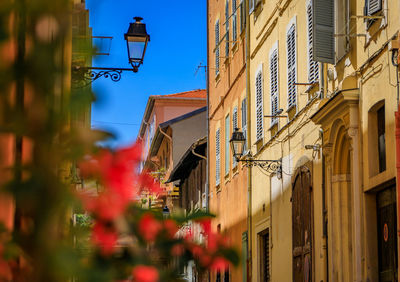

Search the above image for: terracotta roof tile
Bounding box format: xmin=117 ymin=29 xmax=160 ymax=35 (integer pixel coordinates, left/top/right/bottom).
xmin=152 ymin=89 xmax=206 ymax=99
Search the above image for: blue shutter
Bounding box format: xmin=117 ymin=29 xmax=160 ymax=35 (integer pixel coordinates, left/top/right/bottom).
xmin=215 ymin=20 xmax=220 ymax=75
xmin=225 ymin=0 xmax=230 ymax=56
xmin=232 ymin=0 xmax=237 ymax=41
xmin=225 ymin=115 xmax=230 ymax=175
xmin=216 ymin=128 xmax=221 ymax=185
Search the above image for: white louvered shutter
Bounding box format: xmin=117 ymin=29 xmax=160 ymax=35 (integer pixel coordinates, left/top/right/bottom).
xmin=225 ymin=115 xmax=230 ymax=175
xmin=215 ymin=21 xmax=220 ymax=75
xmin=255 ymin=69 xmax=264 ymax=141
xmin=287 ymin=24 xmax=297 ymax=109
xmin=232 ymin=107 xmax=238 ymax=167
xmin=307 ymin=2 xmax=319 ymax=84
xmin=232 ymin=0 xmax=237 ymax=41
xmin=366 ymin=0 xmax=382 ymax=15
xmin=241 ymin=98 xmax=247 ymax=151
xmin=216 ymin=128 xmax=221 ymax=185
xmin=269 ymin=48 xmax=279 ymax=125
xmin=225 ymin=0 xmax=230 ymax=57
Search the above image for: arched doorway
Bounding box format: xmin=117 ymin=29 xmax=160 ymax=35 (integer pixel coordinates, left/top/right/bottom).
xmin=292 ymin=164 xmax=313 ymax=282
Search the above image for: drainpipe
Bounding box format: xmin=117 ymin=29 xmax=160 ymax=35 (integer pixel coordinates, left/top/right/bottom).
xmin=159 ymin=126 xmax=172 ymax=142
xmin=245 ymin=0 xmax=252 ymax=280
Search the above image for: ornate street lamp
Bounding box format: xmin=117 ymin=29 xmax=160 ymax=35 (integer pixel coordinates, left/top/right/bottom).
xmin=229 ymin=128 xmax=282 ymax=176
xmin=230 ymin=128 xmax=246 ymax=161
xmin=72 ymin=17 xmax=150 ymax=87
xmin=125 ymin=17 xmax=150 ymax=73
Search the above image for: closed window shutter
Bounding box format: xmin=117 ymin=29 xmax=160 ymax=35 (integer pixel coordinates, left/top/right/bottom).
xmin=269 ymin=48 xmax=279 ymax=125
xmin=313 ymin=0 xmax=334 ymax=63
xmin=366 ymin=0 xmax=382 ymax=15
xmin=225 ymin=0 xmax=230 ymax=57
xmin=216 ymin=128 xmax=221 ymax=185
xmin=232 ymin=107 xmax=238 ymax=167
xmin=225 ymin=115 xmax=230 ymax=175
xmin=215 ymin=20 xmax=220 ymax=75
xmin=287 ymin=25 xmax=297 ymax=109
xmin=232 ymin=0 xmax=237 ymax=41
xmin=307 ymin=2 xmax=319 ymax=83
xmin=256 ymin=69 xmax=264 ymax=141
xmin=241 ymin=98 xmax=247 ymax=151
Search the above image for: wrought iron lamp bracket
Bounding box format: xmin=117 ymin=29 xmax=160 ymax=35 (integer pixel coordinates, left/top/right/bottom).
xmin=237 ymin=157 xmax=282 ymax=175
xmin=72 ymin=66 xmax=138 ymax=88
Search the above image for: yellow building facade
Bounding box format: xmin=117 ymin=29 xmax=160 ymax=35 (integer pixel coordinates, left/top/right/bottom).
xmin=247 ymin=0 xmax=399 ymax=281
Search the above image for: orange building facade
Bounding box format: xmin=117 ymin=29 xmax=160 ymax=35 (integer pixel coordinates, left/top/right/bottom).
xmin=207 ymin=0 xmax=248 ymax=280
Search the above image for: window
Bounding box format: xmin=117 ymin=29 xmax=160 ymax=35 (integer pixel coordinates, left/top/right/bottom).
xmin=225 ymin=0 xmax=230 ymax=57
xmin=365 ymin=0 xmax=382 ymax=17
xmin=286 ymin=23 xmax=297 ymax=109
xmin=215 ymin=20 xmax=220 ymax=75
xmin=255 ymin=66 xmax=264 ymax=141
xmin=259 ymin=229 xmax=270 ymax=282
xmin=216 ymin=128 xmax=221 ymax=185
xmin=377 ymin=105 xmax=386 ymax=173
xmin=232 ymin=107 xmax=238 ymax=168
xmin=240 ymin=0 xmax=246 ymax=33
xmin=225 ymin=115 xmax=230 ymax=175
xmin=269 ymin=45 xmax=279 ymax=126
xmin=306 ymin=1 xmax=319 ymax=84
xmin=232 ymin=0 xmax=237 ymax=42
xmin=241 ymin=98 xmax=247 ymax=151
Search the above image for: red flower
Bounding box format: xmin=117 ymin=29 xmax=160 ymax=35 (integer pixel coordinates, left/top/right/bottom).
xmin=138 ymin=213 xmax=162 ymax=242
xmin=163 ymin=219 xmax=178 ymax=238
xmin=197 ymin=218 xmax=211 ymax=236
xmin=210 ymin=257 xmax=229 ymax=271
xmin=190 ymin=245 xmax=204 ymax=258
xmin=132 ymin=265 xmax=159 ymax=282
xmin=91 ymin=222 xmax=118 ymax=255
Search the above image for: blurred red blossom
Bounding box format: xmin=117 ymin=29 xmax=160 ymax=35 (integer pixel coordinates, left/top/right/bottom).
xmin=138 ymin=213 xmax=162 ymax=242
xmin=210 ymin=257 xmax=230 ymax=271
xmin=163 ymin=219 xmax=178 ymax=238
xmin=132 ymin=265 xmax=159 ymax=282
xmin=91 ymin=222 xmax=118 ymax=255
xmin=170 ymin=244 xmax=184 ymax=256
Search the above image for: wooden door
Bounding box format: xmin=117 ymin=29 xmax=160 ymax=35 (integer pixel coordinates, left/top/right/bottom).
xmin=292 ymin=166 xmax=312 ymax=282
xmin=377 ymin=186 xmax=398 ymax=282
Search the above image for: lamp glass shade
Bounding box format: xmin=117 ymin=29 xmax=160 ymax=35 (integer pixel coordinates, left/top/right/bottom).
xmin=230 ymin=128 xmax=246 ymax=159
xmin=126 ymin=38 xmax=147 ymax=63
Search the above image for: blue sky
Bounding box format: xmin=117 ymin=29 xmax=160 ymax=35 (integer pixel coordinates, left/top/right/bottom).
xmin=86 ymin=0 xmax=207 ymax=148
